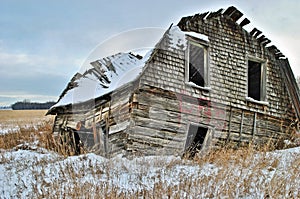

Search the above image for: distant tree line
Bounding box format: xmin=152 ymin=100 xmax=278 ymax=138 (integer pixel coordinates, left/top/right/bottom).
xmin=0 ymin=106 xmax=11 ymax=110
xmin=11 ymin=101 xmax=56 ymax=110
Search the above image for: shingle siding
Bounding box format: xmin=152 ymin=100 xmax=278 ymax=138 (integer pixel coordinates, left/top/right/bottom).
xmin=133 ymin=10 xmax=297 ymax=151
xmin=50 ymin=7 xmax=299 ymax=157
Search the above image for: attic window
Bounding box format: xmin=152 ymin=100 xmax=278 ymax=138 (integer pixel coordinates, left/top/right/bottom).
xmin=186 ymin=40 xmax=209 ymax=88
xmin=247 ymin=60 xmax=266 ymax=101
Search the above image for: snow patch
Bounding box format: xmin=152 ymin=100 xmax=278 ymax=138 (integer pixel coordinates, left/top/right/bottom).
xmin=167 ymin=26 xmax=209 ymax=51
xmin=1 ymin=146 xmax=300 ymax=197
xmin=246 ymin=97 xmax=269 ymax=105
xmin=167 ymin=26 xmax=188 ymax=50
xmin=183 ymin=30 xmax=209 ymax=42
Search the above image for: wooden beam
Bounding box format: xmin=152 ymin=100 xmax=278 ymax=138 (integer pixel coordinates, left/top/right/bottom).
xmin=206 ymin=9 xmax=223 ymax=19
xmin=226 ymin=106 xmax=233 ymax=144
xmin=267 ymin=45 xmax=279 ymax=54
xmin=262 ymin=39 xmax=271 ymax=46
xmin=254 ymin=30 xmax=262 ymax=38
xmin=223 ymin=6 xmax=237 ymax=16
xmin=238 ymin=110 xmax=244 ymax=147
xmin=240 ymin=18 xmax=250 ymax=27
xmin=257 ymin=35 xmax=266 ymax=43
xmin=230 ymin=9 xmax=243 ymax=22
xmin=104 ymin=116 xmax=109 ymax=158
xmin=92 ymin=117 xmax=97 ymax=145
xmin=252 ymin=112 xmax=257 ymax=141
xmin=250 ymin=28 xmax=258 ymax=36
xmin=199 ymin=12 xmax=210 ymax=19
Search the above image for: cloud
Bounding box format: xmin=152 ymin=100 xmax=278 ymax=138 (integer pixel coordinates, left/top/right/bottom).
xmin=0 ymin=49 xmax=79 ymax=77
xmin=0 ymin=71 xmax=69 ymax=94
xmin=80 ymin=28 xmax=165 ymax=73
xmin=1 ymin=0 xmax=300 ymax=107
xmin=0 ymin=51 xmax=39 ymax=66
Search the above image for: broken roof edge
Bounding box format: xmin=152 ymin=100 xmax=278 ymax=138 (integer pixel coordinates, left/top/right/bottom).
xmin=48 ymin=49 xmax=158 ymax=112
xmin=50 ymin=6 xmax=297 ymax=113
xmin=177 ymin=6 xmax=284 ymax=57
xmin=46 ymin=80 xmax=136 ymax=115
xmin=48 ymin=26 xmax=175 ymax=113
xmin=48 ymin=24 xmax=207 ymax=114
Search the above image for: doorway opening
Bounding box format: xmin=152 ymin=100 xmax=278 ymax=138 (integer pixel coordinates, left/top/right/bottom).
xmin=184 ymin=124 xmax=209 ymax=158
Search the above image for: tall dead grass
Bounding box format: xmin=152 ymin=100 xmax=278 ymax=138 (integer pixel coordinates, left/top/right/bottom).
xmin=0 ymin=119 xmax=55 ymax=150
xmin=1 ymin=110 xmax=300 ymax=198
xmin=22 ymin=144 xmax=299 ymax=198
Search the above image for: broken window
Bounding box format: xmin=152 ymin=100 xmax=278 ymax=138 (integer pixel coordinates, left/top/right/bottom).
xmin=184 ymin=124 xmax=209 ymax=158
xmin=186 ymin=40 xmax=208 ymax=87
xmin=247 ymin=60 xmax=266 ymax=101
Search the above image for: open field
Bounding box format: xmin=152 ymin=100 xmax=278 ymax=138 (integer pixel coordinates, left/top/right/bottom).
xmin=0 ymin=110 xmax=55 ymax=150
xmin=0 ymin=111 xmax=300 ymax=198
xmin=0 ymin=109 xmax=54 ymax=125
xmin=0 ymin=110 xmax=54 ymax=135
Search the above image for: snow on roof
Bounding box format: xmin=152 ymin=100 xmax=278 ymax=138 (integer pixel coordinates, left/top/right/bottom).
xmin=166 ymin=26 xmax=209 ymax=51
xmin=51 ymin=25 xmax=209 ymax=109
xmin=53 ymin=51 xmax=152 ymax=108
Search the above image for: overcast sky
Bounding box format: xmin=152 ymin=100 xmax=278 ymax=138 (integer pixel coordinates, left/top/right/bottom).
xmin=0 ymin=0 xmax=299 ymax=106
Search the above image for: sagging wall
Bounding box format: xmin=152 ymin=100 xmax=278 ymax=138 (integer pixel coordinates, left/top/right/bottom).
xmin=52 ymin=83 xmax=136 ymax=157
xmin=126 ymin=87 xmax=186 ymax=155
xmin=51 ymin=8 xmax=298 ymax=157
xmin=133 ymin=12 xmax=297 ymax=152
xmin=126 ymin=86 xmax=227 ymax=155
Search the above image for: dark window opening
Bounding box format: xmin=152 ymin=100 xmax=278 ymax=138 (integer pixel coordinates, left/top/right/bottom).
xmin=188 ymin=42 xmax=206 ymax=87
xmin=184 ymin=124 xmax=208 ymax=158
xmin=248 ymin=60 xmax=262 ymax=101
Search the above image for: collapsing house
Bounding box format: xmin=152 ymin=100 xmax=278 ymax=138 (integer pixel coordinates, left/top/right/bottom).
xmin=48 ymin=6 xmax=300 ymax=157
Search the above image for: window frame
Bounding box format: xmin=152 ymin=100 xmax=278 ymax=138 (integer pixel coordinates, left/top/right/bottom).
xmin=185 ymin=37 xmax=210 ymax=90
xmin=246 ymin=57 xmax=267 ymax=104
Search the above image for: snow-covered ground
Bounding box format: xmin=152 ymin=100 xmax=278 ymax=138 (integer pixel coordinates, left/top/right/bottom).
xmin=0 ymin=143 xmax=299 ymax=198
xmin=0 ymin=121 xmax=47 ymax=135
xmin=0 ymin=123 xmax=20 ymax=135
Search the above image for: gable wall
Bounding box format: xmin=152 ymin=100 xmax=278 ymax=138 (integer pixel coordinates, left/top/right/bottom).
xmin=141 ymin=15 xmax=295 ymax=119
xmin=134 ymin=14 xmax=297 ymax=150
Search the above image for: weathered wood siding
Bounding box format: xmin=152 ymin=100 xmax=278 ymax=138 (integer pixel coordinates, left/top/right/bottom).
xmin=51 ymin=7 xmax=299 ymax=157
xmin=127 ymin=87 xmax=186 ymax=155
xmin=134 ymin=11 xmax=297 ymax=152
xmin=52 ymin=83 xmax=136 ymax=157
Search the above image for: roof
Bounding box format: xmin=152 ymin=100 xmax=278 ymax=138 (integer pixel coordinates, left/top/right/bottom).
xmin=49 ymin=25 xmax=208 ymax=112
xmin=49 ymin=6 xmax=300 ymax=120
xmin=51 ymin=51 xmax=151 ymax=109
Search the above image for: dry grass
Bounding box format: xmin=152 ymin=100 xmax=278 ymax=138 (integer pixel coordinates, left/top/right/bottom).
xmin=0 ymin=120 xmax=55 ymax=150
xmin=0 ymin=110 xmax=54 ymax=132
xmin=0 ymin=111 xmax=300 ymax=198
xmin=12 ymin=144 xmax=298 ymax=198
xmin=0 ymin=110 xmax=55 ymax=150
xmin=0 ymin=110 xmax=53 ymax=123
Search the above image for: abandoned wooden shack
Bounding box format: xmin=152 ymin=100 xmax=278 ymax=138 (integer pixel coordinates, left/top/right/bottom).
xmin=47 ymin=6 xmax=300 ymax=157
